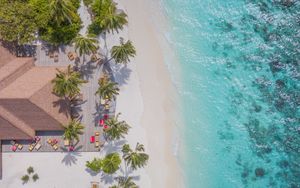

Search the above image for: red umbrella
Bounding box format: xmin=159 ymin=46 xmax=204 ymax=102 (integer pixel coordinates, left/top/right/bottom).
xmin=99 ymin=119 xmax=104 ymax=126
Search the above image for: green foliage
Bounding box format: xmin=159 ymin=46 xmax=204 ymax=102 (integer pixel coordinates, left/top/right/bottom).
xmin=101 ymin=153 xmax=121 ymax=174
xmin=73 ymin=34 xmax=99 ymax=56
xmin=32 ymin=174 xmax=39 ymax=182
xmin=88 ymin=0 xmax=127 ymax=35
xmin=39 ymin=19 xmax=81 ymax=45
xmin=0 ymin=0 xmax=81 ymax=45
xmin=0 ymin=0 xmax=41 ymax=44
xmin=63 ymin=119 xmax=85 ymax=142
xmin=83 ymin=0 xmax=93 ymax=7
xmin=112 ymin=176 xmax=138 ymax=188
xmin=21 ymin=175 xmax=30 ymax=184
xmin=27 ymin=166 xmax=34 ymax=174
xmin=52 ymin=65 xmax=86 ymax=98
xmin=86 ymin=158 xmax=102 ymax=172
xmin=122 ymin=143 xmax=149 ymax=170
xmin=96 ymin=79 xmax=119 ymax=101
xmin=104 ymin=113 xmax=130 ymax=141
xmin=111 ymin=38 xmax=136 ymax=64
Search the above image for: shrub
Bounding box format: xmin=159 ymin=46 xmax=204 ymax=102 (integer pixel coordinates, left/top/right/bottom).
xmin=21 ymin=175 xmax=30 ymax=184
xmin=27 ymin=166 xmax=34 ymax=174
xmin=86 ymin=158 xmax=102 ymax=172
xmin=32 ymin=174 xmax=39 ymax=182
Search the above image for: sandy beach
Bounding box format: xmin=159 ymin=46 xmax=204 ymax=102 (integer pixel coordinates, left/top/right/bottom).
xmin=0 ymin=0 xmax=183 ymax=187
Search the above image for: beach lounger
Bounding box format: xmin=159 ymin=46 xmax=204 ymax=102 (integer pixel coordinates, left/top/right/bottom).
xmin=91 ymin=182 xmax=99 ymax=188
xmin=53 ymin=144 xmax=58 ymax=150
xmin=95 ymin=141 xmax=100 ymax=148
xmin=104 ymin=104 xmax=110 ymax=110
xmin=18 ymin=144 xmax=23 ymax=150
xmin=11 ymin=145 xmax=17 ymax=152
xmin=67 ymin=52 xmax=75 ymax=61
xmin=35 ymin=143 xmax=41 ymax=151
xmin=90 ymin=136 xmax=95 ymax=143
xmin=95 ymin=132 xmax=100 ymax=136
xmin=64 ymin=139 xmax=70 ymax=146
xmin=29 ymin=144 xmax=34 ymax=152
xmin=54 ymin=53 xmax=59 ymax=62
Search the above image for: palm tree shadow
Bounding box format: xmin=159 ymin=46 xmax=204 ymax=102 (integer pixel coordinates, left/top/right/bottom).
xmin=61 ymin=152 xmax=82 ymax=166
xmin=113 ymin=64 xmax=132 ymax=86
xmin=52 ymin=98 xmax=71 ymax=118
xmin=100 ymin=173 xmax=115 ymax=185
xmin=85 ymin=168 xmax=99 ymax=177
xmin=103 ymin=140 xmax=127 ymax=154
xmin=80 ymin=61 xmax=98 ymax=80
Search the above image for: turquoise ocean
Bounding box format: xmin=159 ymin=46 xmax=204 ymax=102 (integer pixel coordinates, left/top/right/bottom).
xmin=159 ymin=0 xmax=300 ymax=187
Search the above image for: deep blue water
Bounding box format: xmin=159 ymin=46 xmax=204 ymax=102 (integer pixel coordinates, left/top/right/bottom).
xmin=160 ymin=0 xmax=300 ymax=187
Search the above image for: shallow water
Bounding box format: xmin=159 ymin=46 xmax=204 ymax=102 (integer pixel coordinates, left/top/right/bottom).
xmin=160 ymin=0 xmax=300 ymax=187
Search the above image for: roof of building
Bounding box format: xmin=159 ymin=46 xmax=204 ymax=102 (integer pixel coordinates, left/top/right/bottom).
xmin=0 ymin=46 xmax=70 ymax=140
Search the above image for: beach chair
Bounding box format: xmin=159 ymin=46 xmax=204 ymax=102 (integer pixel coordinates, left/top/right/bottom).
xmin=95 ymin=141 xmax=100 ymax=148
xmin=104 ymin=104 xmax=110 ymax=110
xmin=35 ymin=143 xmax=41 ymax=151
xmin=53 ymin=144 xmax=58 ymax=150
xmin=100 ymin=98 xmax=106 ymax=105
xmin=91 ymin=182 xmax=100 ymax=188
xmin=90 ymin=136 xmax=95 ymax=143
xmin=54 ymin=53 xmax=59 ymax=62
xmin=29 ymin=144 xmax=34 ymax=152
xmin=18 ymin=144 xmax=23 ymax=150
xmin=64 ymin=139 xmax=70 ymax=146
xmin=67 ymin=52 xmax=75 ymax=61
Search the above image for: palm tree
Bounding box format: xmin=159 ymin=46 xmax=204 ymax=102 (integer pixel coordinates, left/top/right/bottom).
xmin=63 ymin=119 xmax=85 ymax=143
xmin=122 ymin=143 xmax=149 ymax=170
xmin=110 ymin=176 xmax=138 ymax=188
xmin=52 ymin=65 xmax=86 ymax=99
xmin=73 ymin=34 xmax=99 ymax=56
xmin=104 ymin=113 xmax=130 ymax=141
xmin=49 ymin=0 xmax=77 ymax=25
xmin=101 ymin=153 xmax=121 ymax=174
xmin=111 ymin=38 xmax=136 ymax=64
xmin=95 ymin=79 xmax=119 ymax=101
xmin=100 ymin=10 xmax=128 ymax=34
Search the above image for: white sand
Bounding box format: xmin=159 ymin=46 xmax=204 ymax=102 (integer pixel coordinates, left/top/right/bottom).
xmin=0 ymin=0 xmax=183 ymax=187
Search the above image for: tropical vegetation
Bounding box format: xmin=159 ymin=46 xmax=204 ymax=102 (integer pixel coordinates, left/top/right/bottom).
xmin=52 ymin=65 xmax=86 ymax=99
xmin=88 ymin=0 xmax=128 ymax=35
xmin=86 ymin=153 xmax=121 ymax=174
xmin=96 ymin=78 xmax=119 ymax=101
xmin=111 ymin=38 xmax=136 ymax=64
xmin=86 ymin=158 xmax=102 ymax=172
xmin=104 ymin=113 xmax=131 ymax=141
xmin=73 ymin=34 xmax=99 ymax=56
xmin=122 ymin=143 xmax=149 ymax=170
xmin=110 ymin=176 xmax=138 ymax=188
xmin=63 ymin=119 xmax=85 ymax=143
xmin=0 ymin=0 xmax=81 ymax=45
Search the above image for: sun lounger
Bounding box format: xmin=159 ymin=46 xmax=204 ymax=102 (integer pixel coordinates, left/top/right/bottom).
xmin=47 ymin=139 xmax=52 ymax=144
xmin=104 ymin=104 xmax=110 ymax=110
xmin=54 ymin=53 xmax=59 ymax=63
xmin=53 ymin=144 xmax=58 ymax=150
xmin=90 ymin=136 xmax=95 ymax=143
xmin=100 ymin=98 xmax=106 ymax=105
xmin=99 ymin=119 xmax=104 ymax=126
xmin=91 ymin=182 xmax=100 ymax=188
xmin=67 ymin=52 xmax=75 ymax=61
xmin=64 ymin=139 xmax=70 ymax=146
xmin=35 ymin=143 xmax=41 ymax=151
xmin=29 ymin=144 xmax=35 ymax=152
xmin=95 ymin=141 xmax=100 ymax=148
xmin=95 ymin=132 xmax=100 ymax=136
xmin=18 ymin=144 xmax=23 ymax=150
xmin=11 ymin=145 xmax=17 ymax=152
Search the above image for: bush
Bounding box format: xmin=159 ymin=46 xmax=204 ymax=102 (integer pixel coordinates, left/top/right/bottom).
xmin=86 ymin=158 xmax=102 ymax=172
xmin=21 ymin=175 xmax=30 ymax=184
xmin=27 ymin=166 xmax=34 ymax=174
xmin=32 ymin=174 xmax=39 ymax=182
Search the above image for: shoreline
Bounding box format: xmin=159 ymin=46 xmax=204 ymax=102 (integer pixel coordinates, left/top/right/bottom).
xmin=119 ymin=0 xmax=184 ymax=187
